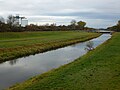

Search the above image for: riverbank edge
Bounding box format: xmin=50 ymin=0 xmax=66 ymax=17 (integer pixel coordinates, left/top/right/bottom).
xmin=7 ymin=33 xmax=114 ymax=90
xmin=0 ymin=33 xmax=101 ymax=63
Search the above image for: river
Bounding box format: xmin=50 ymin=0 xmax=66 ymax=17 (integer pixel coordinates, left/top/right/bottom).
xmin=0 ymin=34 xmax=111 ymax=90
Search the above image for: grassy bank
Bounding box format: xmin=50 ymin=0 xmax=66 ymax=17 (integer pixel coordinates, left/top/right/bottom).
xmin=0 ymin=31 xmax=100 ymax=62
xmin=8 ymin=33 xmax=120 ymax=90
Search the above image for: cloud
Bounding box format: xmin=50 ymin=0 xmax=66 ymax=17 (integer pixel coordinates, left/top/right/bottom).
xmin=27 ymin=15 xmax=75 ymax=25
xmin=0 ymin=0 xmax=120 ymax=28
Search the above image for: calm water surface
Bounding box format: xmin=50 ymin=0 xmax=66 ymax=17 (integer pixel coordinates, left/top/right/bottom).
xmin=0 ymin=34 xmax=111 ymax=90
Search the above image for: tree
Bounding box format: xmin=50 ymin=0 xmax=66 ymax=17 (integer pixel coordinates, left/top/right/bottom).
xmin=117 ymin=20 xmax=120 ymax=31
xmin=107 ymin=20 xmax=120 ymax=32
xmin=7 ymin=15 xmax=15 ymax=27
xmin=70 ymin=20 xmax=77 ymax=29
xmin=0 ymin=16 xmax=10 ymax=32
xmin=85 ymin=41 xmax=94 ymax=51
xmin=0 ymin=16 xmax=5 ymax=31
xmin=77 ymin=21 xmax=86 ymax=30
xmin=0 ymin=16 xmax=5 ymax=23
xmin=50 ymin=23 xmax=57 ymax=31
xmin=117 ymin=20 xmax=120 ymax=27
xmin=71 ymin=20 xmax=76 ymax=26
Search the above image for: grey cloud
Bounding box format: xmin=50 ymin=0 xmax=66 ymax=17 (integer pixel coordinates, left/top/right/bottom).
xmin=45 ymin=11 xmax=119 ymax=20
xmin=0 ymin=0 xmax=120 ymax=28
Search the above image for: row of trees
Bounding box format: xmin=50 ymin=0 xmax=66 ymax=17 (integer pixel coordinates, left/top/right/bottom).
xmin=0 ymin=15 xmax=21 ymax=32
xmin=70 ymin=20 xmax=86 ymax=30
xmin=25 ymin=20 xmax=89 ymax=31
xmin=0 ymin=15 xmax=92 ymax=32
xmin=107 ymin=20 xmax=120 ymax=32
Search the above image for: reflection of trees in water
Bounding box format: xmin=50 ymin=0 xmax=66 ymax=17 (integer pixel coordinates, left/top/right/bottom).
xmin=9 ymin=59 xmax=18 ymax=65
xmin=71 ymin=44 xmax=76 ymax=47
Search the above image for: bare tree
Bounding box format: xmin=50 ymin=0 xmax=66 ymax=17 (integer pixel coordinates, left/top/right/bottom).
xmin=70 ymin=20 xmax=77 ymax=30
xmin=85 ymin=41 xmax=94 ymax=51
xmin=0 ymin=16 xmax=5 ymax=23
xmin=7 ymin=15 xmax=15 ymax=26
xmin=71 ymin=20 xmax=76 ymax=26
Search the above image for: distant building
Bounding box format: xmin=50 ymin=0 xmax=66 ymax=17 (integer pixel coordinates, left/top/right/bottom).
xmin=13 ymin=14 xmax=28 ymax=27
xmin=21 ymin=19 xmax=28 ymax=27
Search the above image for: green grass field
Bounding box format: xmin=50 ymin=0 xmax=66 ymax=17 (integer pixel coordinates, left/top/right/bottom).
xmin=8 ymin=33 xmax=120 ymax=90
xmin=0 ymin=31 xmax=100 ymax=62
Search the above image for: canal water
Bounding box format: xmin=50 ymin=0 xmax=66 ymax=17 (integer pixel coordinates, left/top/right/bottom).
xmin=0 ymin=34 xmax=111 ymax=90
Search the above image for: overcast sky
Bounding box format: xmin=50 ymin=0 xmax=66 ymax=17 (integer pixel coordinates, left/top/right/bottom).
xmin=0 ymin=0 xmax=120 ymax=28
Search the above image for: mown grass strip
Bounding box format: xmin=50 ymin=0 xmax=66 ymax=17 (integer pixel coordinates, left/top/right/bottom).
xmin=0 ymin=31 xmax=100 ymax=62
xmin=7 ymin=33 xmax=120 ymax=90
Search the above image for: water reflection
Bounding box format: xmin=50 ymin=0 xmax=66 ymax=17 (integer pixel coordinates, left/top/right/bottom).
xmin=9 ymin=59 xmax=18 ymax=65
xmin=0 ymin=34 xmax=111 ymax=90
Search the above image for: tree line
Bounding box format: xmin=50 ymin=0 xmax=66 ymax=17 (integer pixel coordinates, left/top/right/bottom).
xmin=107 ymin=20 xmax=120 ymax=32
xmin=0 ymin=15 xmax=94 ymax=32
